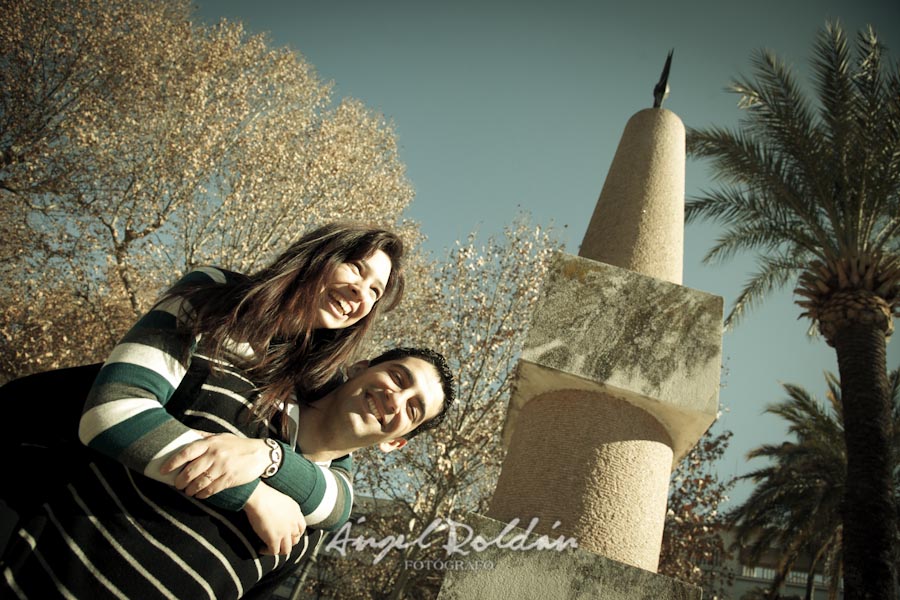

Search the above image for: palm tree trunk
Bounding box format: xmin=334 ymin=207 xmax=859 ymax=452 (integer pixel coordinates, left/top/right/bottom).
xmin=831 ymin=320 xmax=898 ymax=600
xmin=804 ymin=542 xmax=829 ymax=600
xmin=804 ymin=571 xmax=815 ymax=600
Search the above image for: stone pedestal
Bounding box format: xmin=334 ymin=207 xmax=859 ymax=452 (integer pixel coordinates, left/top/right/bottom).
xmin=436 ymin=513 xmax=701 ymax=600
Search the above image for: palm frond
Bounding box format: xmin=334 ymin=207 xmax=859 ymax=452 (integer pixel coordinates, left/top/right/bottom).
xmin=685 ymin=183 xmax=761 ymax=226
xmin=812 ymin=21 xmax=853 ymax=128
xmin=823 ymin=371 xmax=844 ymax=424
xmin=889 ymin=369 xmax=900 ymax=454
xmin=812 ymin=23 xmax=854 ymax=185
xmin=882 ymin=66 xmax=900 ymax=207
xmin=732 ymin=49 xmax=827 ymax=204
xmin=767 ymin=380 xmax=843 ymax=441
xmin=729 ymin=373 xmax=851 ymax=591
xmin=706 ymin=219 xmax=827 ymax=266
xmin=687 ymin=127 xmax=801 ymax=210
xmin=686 ymin=127 xmax=834 ymax=254
xmin=847 ymin=28 xmax=892 ymax=250
xmin=724 ymin=253 xmax=802 ymax=328
xmin=871 ymin=216 xmax=900 ymax=254
xmin=703 ymin=222 xmax=790 ymax=265
xmin=810 ymin=22 xmax=861 ymax=255
xmin=688 ymin=21 xmax=900 ymax=326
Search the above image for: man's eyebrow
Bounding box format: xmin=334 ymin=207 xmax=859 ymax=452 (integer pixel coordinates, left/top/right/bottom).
xmin=395 ymin=362 xmax=430 ymax=420
xmin=396 ymin=363 xmax=414 ymax=388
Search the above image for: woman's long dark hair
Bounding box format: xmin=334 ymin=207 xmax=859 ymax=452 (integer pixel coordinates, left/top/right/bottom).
xmin=166 ymin=222 xmax=405 ymax=424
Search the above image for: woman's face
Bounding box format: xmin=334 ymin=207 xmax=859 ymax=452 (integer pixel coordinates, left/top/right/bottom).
xmin=314 ymin=249 xmax=393 ymax=330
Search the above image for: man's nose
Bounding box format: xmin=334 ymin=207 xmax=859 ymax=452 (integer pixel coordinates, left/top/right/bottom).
xmin=383 ymin=390 xmax=403 ymax=415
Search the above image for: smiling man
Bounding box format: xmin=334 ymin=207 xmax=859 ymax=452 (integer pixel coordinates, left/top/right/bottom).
xmin=302 ymin=348 xmax=450 ymax=457
xmin=0 ymin=347 xmax=455 ymax=600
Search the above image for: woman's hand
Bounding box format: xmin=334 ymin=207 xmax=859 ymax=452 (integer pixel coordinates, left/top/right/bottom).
xmin=160 ymin=432 xmax=271 ymax=498
xmin=244 ymin=483 xmax=307 ymax=555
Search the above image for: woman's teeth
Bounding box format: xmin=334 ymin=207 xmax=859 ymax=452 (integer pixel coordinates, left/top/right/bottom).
xmin=329 ymin=292 xmax=349 ymax=315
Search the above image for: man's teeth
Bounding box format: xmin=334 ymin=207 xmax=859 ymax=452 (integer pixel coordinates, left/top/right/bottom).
xmin=367 ymin=397 xmax=383 ymax=423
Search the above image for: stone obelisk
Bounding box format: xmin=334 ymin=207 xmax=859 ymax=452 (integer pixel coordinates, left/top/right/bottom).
xmin=439 ymin=68 xmax=723 ymax=599
xmin=580 ymin=108 xmax=685 ymax=285
xmin=485 ymin=106 xmax=723 ymax=573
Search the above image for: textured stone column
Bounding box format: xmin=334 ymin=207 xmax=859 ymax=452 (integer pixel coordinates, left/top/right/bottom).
xmin=441 ymin=105 xmax=721 ymax=598
xmin=488 ymin=106 xmax=718 ymax=573
xmin=488 ymin=255 xmax=722 ymax=571
xmin=491 ymin=392 xmax=673 ymax=570
xmin=579 ymin=108 xmax=685 ymax=284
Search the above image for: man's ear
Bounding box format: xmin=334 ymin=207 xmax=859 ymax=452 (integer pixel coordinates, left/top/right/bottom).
xmin=378 ymin=438 xmax=407 ymax=453
xmin=347 ymin=360 xmax=370 ymax=378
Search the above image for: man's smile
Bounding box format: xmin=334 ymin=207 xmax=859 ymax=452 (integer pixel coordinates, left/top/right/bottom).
xmin=366 ymin=393 xmax=385 ymax=426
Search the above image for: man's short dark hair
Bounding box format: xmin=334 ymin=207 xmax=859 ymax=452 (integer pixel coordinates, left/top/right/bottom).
xmin=369 ymin=346 xmax=455 ymax=440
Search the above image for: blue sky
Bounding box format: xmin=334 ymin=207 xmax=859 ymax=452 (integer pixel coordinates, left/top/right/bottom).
xmin=195 ymin=0 xmax=900 ymax=507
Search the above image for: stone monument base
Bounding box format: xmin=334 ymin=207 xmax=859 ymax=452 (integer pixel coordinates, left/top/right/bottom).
xmin=436 ymin=512 xmax=700 ymax=600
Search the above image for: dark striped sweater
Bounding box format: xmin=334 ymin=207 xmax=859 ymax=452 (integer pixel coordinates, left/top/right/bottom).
xmin=79 ymin=266 xmax=352 ymax=526
xmin=0 ymin=268 xmax=352 ymax=599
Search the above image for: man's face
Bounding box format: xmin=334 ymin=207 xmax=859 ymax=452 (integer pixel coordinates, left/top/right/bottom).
xmin=327 ymin=356 xmax=445 ymax=452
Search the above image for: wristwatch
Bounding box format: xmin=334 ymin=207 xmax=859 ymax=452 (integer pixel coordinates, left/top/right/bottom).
xmin=261 ymin=438 xmax=284 ymax=479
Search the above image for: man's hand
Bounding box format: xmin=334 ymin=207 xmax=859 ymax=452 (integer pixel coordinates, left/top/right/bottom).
xmin=160 ymin=432 xmax=271 ymax=498
xmin=243 ymin=483 xmax=307 ymax=555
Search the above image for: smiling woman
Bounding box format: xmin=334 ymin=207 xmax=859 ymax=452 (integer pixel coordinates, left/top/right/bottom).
xmin=0 ymin=222 xmax=408 ymax=599
xmin=158 ymin=222 xmax=406 ymax=427
xmin=315 ymin=249 xmax=393 ymax=330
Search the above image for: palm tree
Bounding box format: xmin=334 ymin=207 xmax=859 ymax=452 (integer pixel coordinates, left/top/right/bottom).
xmin=686 ymin=22 xmax=900 ymax=599
xmin=730 ymin=370 xmax=900 ymax=600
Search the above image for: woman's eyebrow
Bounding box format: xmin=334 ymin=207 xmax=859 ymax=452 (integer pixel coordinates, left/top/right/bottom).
xmin=360 ymin=258 xmax=387 ymax=293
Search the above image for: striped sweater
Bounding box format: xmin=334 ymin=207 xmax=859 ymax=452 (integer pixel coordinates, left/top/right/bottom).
xmin=0 ymin=268 xmax=353 ymax=599
xmin=0 ymin=441 xmax=328 ymax=599
xmin=79 ymin=266 xmax=352 ymax=526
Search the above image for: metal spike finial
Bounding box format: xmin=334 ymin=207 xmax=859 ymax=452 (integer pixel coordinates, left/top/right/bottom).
xmin=653 ymin=49 xmax=674 ymax=108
